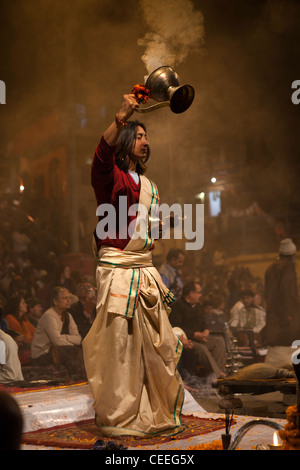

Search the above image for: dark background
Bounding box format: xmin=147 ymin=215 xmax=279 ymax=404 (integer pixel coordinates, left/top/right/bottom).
xmin=0 ymin=0 xmax=299 ymax=256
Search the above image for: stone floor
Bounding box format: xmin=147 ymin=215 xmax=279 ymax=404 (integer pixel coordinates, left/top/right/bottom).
xmin=17 ymin=382 xmax=288 ymax=450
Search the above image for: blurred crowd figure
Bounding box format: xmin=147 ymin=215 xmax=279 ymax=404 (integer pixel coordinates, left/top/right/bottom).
xmin=160 ymin=241 xmax=299 ymax=381
xmin=159 ymin=248 xmax=185 ymax=299
xmin=0 ymin=217 xmax=97 ymax=383
xmin=264 ymin=238 xmax=300 ymax=346
xmin=170 ymin=280 xmax=227 ymax=379
xmin=0 ymin=276 xmax=96 ymax=383
xmin=0 ymin=192 xmax=98 ymax=383
xmin=31 ymin=286 xmax=86 ymax=380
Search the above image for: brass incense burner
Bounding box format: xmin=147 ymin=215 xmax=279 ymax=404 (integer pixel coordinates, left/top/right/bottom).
xmin=135 ymin=66 xmax=194 ymax=114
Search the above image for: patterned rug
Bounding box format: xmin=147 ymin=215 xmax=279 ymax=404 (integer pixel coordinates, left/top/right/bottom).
xmin=22 ymin=414 xmax=231 ymax=449
xmin=0 ymin=380 xmax=88 ymax=395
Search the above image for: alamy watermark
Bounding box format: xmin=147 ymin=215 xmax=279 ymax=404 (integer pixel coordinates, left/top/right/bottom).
xmin=96 ymin=197 xmax=204 ymax=250
xmin=0 ymin=80 xmax=6 ymax=104
xmin=291 ymin=80 xmax=300 ymax=105
xmin=291 ymin=340 xmax=300 ymax=365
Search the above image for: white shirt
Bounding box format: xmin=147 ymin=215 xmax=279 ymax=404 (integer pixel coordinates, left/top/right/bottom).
xmin=0 ymin=330 xmax=24 ymax=383
xmin=230 ymin=301 xmax=266 ymax=333
xmin=128 ymin=170 xmax=139 ymax=184
xmin=31 ymin=307 xmax=82 ymax=359
xmin=0 ymin=340 xmax=5 ymax=364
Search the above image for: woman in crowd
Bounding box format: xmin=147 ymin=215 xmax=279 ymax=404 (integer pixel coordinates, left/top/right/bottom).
xmin=3 ymin=296 xmax=35 ymax=364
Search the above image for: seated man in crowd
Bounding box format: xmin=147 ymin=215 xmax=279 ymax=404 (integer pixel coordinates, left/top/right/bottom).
xmin=203 ymin=297 xmax=227 ymax=333
xmin=69 ymin=283 xmax=96 ymax=340
xmin=159 ymin=248 xmax=185 ymax=299
xmin=170 ymin=281 xmax=226 ymax=378
xmin=229 ymin=289 xmax=266 ymax=346
xmin=202 ymin=296 xmax=232 ymax=352
xmin=264 ymin=237 xmax=300 ymax=346
xmin=31 ymin=286 xmax=86 ymax=379
xmin=0 ymin=329 xmax=24 ymax=383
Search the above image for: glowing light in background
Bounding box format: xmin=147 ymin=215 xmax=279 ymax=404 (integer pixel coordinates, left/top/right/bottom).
xmin=195 ymin=191 xmax=205 ymax=203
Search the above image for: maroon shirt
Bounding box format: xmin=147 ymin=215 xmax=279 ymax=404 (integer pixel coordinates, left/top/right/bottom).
xmin=91 ymin=136 xmax=140 ymax=251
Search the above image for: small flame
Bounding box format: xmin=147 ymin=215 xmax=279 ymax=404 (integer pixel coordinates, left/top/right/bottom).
xmin=273 ymin=431 xmax=279 ymax=446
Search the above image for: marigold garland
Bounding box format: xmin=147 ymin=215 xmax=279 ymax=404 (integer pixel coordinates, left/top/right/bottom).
xmin=186 ymin=439 xmax=223 ymax=450
xmin=131 ymin=84 xmax=150 ymax=104
xmin=279 ymin=405 xmax=300 ymax=450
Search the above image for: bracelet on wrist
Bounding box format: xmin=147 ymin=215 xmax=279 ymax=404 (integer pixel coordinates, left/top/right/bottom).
xmin=115 ymin=114 xmax=128 ymax=127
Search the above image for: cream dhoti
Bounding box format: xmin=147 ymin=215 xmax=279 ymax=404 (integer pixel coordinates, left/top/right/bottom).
xmin=82 ymin=176 xmax=184 ymax=437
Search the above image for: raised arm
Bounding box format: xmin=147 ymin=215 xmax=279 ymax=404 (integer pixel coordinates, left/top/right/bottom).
xmin=103 ymin=94 xmax=139 ymax=146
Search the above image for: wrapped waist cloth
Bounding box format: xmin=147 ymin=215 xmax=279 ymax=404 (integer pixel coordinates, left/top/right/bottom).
xmin=96 ymin=246 xmax=175 ymax=319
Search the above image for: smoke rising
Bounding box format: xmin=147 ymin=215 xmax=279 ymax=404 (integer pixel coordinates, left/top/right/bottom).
xmin=137 ymin=0 xmax=205 ymax=74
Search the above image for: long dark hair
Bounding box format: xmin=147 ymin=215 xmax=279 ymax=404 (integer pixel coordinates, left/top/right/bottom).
xmin=3 ymin=296 xmax=23 ymax=321
xmin=115 ymin=120 xmax=150 ymax=175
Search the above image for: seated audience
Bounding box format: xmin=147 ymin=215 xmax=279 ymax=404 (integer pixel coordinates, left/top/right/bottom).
xmin=4 ymin=295 xmax=36 ymax=364
xmin=44 ymin=265 xmax=77 ymax=309
xmin=0 ymin=329 xmax=24 ymax=383
xmin=229 ymin=289 xmax=266 ymax=346
xmin=31 ymin=286 xmax=86 ymax=379
xmin=69 ymin=283 xmax=96 ymax=340
xmin=159 ymin=248 xmax=185 ymax=299
xmin=203 ymin=297 xmax=227 ymax=333
xmin=170 ymin=281 xmax=226 ymax=378
xmin=253 ymin=292 xmax=266 ymax=319
xmin=55 ymin=265 xmax=76 ymax=294
xmin=203 ymin=295 xmax=232 ymax=352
